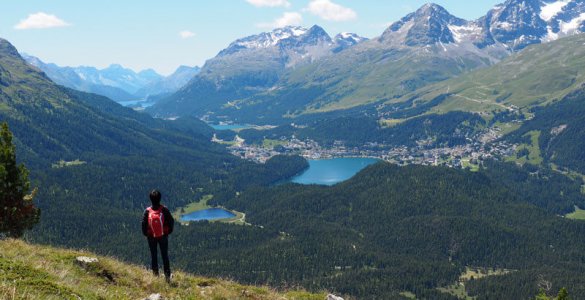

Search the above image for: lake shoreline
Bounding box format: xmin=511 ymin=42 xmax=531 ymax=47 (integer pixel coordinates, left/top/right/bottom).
xmin=173 ymin=195 xmax=247 ymax=225
xmin=289 ymin=157 xmax=380 ymax=186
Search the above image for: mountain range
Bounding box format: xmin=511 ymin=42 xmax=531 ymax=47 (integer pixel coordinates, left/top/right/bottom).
xmin=149 ymin=0 xmax=585 ymax=123
xmin=134 ymin=65 xmax=200 ymax=99
xmin=22 ymin=54 xmax=199 ymax=102
xmin=148 ymin=25 xmax=368 ymax=119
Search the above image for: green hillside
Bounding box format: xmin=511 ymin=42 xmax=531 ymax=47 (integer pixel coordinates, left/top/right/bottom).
xmin=0 ymin=239 xmax=323 ymax=300
xmin=505 ymin=87 xmax=585 ymax=174
xmin=233 ymin=112 xmax=485 ymax=148
xmin=283 ymin=43 xmax=496 ymax=113
xmin=216 ymin=42 xmax=501 ymax=124
xmin=0 ymin=38 xmax=223 ymax=169
xmin=399 ymin=33 xmax=585 ymax=116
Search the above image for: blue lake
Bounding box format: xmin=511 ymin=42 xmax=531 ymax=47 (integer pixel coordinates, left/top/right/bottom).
xmin=180 ymin=208 xmax=236 ymax=222
xmin=210 ymin=124 xmax=252 ymax=131
xmin=119 ymin=99 xmax=156 ymax=108
xmin=289 ymin=157 xmax=380 ymax=186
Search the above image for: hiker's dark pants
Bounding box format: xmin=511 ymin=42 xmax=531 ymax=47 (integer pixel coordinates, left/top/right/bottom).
xmin=147 ymin=235 xmax=170 ymax=277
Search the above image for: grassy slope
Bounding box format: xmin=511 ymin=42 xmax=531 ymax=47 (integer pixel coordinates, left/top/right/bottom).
xmin=213 ymin=41 xmax=498 ymax=123
xmin=566 ymin=206 xmax=585 ymax=220
xmin=0 ymin=239 xmax=324 ymax=300
xmin=506 ymin=130 xmax=543 ymax=166
xmin=438 ymin=267 xmax=513 ymax=299
xmin=503 ymin=87 xmax=585 ymax=175
xmin=290 ymin=43 xmax=491 ymax=113
xmin=399 ymin=33 xmax=585 ymax=115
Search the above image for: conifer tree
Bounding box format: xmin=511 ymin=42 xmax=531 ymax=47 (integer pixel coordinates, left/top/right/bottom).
xmin=556 ymin=288 xmax=569 ymax=300
xmin=0 ymin=122 xmax=40 ymax=238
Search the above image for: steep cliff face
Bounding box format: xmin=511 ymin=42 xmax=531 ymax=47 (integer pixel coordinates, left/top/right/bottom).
xmin=380 ymin=3 xmax=469 ymax=46
xmin=479 ymin=0 xmax=585 ymax=50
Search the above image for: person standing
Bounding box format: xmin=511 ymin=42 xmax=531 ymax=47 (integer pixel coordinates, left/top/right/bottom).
xmin=142 ymin=189 xmax=174 ymax=282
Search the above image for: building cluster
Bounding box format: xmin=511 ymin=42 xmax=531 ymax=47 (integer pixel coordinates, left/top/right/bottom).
xmin=218 ymin=126 xmax=517 ymax=169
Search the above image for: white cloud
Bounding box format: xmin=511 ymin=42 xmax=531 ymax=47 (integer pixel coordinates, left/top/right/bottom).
xmin=305 ymin=0 xmax=357 ymax=22
xmin=179 ymin=30 xmax=196 ymax=39
xmin=256 ymin=12 xmax=303 ymax=29
xmin=14 ymin=12 xmax=70 ymax=30
xmin=246 ymin=0 xmax=291 ymax=8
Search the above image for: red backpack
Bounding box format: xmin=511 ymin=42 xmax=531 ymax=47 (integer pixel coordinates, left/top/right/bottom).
xmin=147 ymin=206 xmax=165 ymax=238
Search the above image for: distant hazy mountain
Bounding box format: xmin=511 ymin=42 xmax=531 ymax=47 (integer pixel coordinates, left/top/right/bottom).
xmin=22 ymin=54 xmax=135 ymax=102
xmin=22 ymin=55 xmax=164 ymax=101
xmin=150 ymin=1 xmax=585 ymax=123
xmin=69 ymin=64 xmax=162 ymax=94
xmin=148 ymin=25 xmax=366 ymax=118
xmin=134 ymin=65 xmax=200 ymax=99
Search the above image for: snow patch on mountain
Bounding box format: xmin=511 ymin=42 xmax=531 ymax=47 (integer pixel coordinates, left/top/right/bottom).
xmin=336 ymin=32 xmax=367 ymax=43
xmin=560 ymin=12 xmax=585 ymax=33
xmin=220 ymin=26 xmax=309 ymax=54
xmin=540 ymin=0 xmax=571 ymax=21
xmin=448 ymin=23 xmax=483 ymax=43
xmin=544 ymin=11 xmax=585 ymax=41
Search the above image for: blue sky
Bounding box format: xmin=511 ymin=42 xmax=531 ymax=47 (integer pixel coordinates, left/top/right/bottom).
xmin=1 ymin=1 xmax=502 ymax=75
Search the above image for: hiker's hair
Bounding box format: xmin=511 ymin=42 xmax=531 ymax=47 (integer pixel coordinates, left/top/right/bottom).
xmin=149 ymin=189 xmax=161 ymax=204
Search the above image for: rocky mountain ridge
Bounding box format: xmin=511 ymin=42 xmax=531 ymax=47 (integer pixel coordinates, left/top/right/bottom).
xmin=151 ymin=0 xmax=585 ymax=121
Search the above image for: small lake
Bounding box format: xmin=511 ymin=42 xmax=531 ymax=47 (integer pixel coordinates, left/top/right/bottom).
xmin=289 ymin=157 xmax=380 ymax=186
xmin=210 ymin=124 xmax=252 ymax=131
xmin=119 ymin=99 xmax=156 ymax=108
xmin=180 ymin=208 xmax=236 ymax=222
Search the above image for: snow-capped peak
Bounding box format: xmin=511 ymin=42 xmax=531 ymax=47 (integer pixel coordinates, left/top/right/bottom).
xmin=380 ymin=3 xmax=467 ymax=46
xmin=339 ymin=32 xmax=353 ymax=39
xmin=332 ymin=32 xmax=367 ymax=52
xmin=218 ymin=26 xmax=310 ymax=56
xmin=269 ymin=26 xmax=309 ymax=44
xmin=335 ymin=32 xmax=367 ymax=43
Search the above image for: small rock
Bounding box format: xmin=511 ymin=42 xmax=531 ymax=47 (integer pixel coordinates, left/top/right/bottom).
xmin=75 ymin=256 xmax=115 ymax=283
xmin=145 ymin=293 xmax=163 ymax=300
xmin=75 ymin=256 xmax=98 ymax=264
xmin=326 ymin=294 xmax=344 ymax=300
